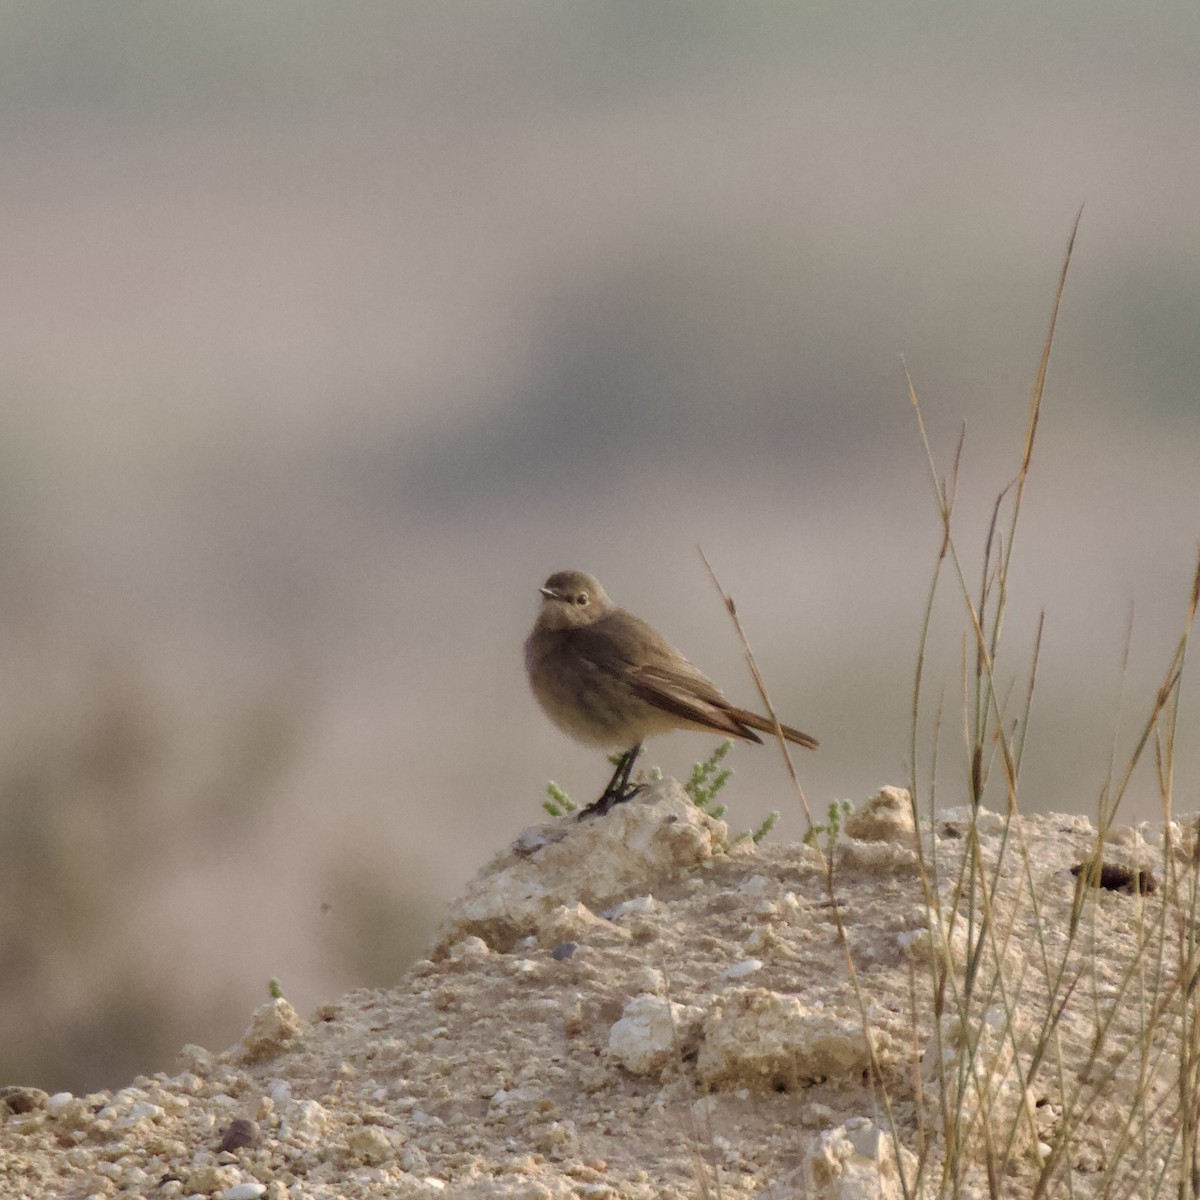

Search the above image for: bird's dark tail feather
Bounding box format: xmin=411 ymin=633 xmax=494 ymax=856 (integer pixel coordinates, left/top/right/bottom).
xmin=731 ymin=708 xmax=819 ymax=750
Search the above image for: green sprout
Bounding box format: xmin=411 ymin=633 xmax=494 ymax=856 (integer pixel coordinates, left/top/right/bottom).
xmin=803 ymin=799 xmax=854 ymax=849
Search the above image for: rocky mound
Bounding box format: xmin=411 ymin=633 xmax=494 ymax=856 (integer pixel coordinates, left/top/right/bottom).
xmin=0 ymin=781 xmax=1179 ymax=1198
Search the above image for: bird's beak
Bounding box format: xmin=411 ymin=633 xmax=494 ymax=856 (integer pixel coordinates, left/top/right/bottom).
xmin=539 ymin=587 xmax=558 ymax=601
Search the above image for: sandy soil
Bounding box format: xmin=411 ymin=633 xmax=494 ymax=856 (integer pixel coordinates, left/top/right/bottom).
xmin=0 ymin=780 xmax=1186 ymax=1199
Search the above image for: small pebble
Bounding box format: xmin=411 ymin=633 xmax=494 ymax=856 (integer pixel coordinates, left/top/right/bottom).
xmin=723 ymin=959 xmax=764 ymax=979
xmin=224 ymin=1184 xmax=267 ymax=1200
xmin=448 ymin=935 xmax=490 ymax=959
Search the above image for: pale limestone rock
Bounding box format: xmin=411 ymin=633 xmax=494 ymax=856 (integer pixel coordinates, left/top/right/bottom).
xmin=843 ymin=787 xmax=916 ymax=845
xmin=346 ymin=1125 xmax=396 ymax=1165
xmin=538 ymin=901 xmax=630 ymax=945
xmin=798 ymin=1118 xmax=917 ymax=1200
xmin=447 ymin=935 xmax=491 ymax=959
xmin=44 ymin=1093 xmax=90 ymax=1130
xmin=834 ymin=838 xmax=920 ymax=875
xmin=281 ymin=1097 xmax=330 ymax=1144
xmin=436 ymin=780 xmax=726 ymax=952
xmin=607 ymin=994 xmax=705 ymax=1077
xmin=224 ymin=1184 xmax=268 ymax=1200
xmin=698 ymin=988 xmax=892 ymax=1090
xmin=187 ymin=1162 xmax=241 ymax=1193
xmin=239 ymin=998 xmax=305 ymax=1062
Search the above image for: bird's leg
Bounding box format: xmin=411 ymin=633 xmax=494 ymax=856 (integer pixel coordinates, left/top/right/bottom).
xmin=577 ymin=742 xmax=645 ymax=819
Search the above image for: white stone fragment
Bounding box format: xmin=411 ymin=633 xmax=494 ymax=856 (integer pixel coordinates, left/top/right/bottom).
xmin=187 ymin=1164 xmax=240 ymax=1193
xmin=611 ymin=894 xmax=660 ymax=918
xmin=281 ymin=1098 xmax=329 ymax=1144
xmin=45 ymin=1092 xmax=92 ymax=1130
xmin=607 ymin=994 xmax=705 ymax=1077
xmin=174 ymin=1072 xmax=207 ymax=1095
xmin=346 ymin=1125 xmax=395 ymax=1165
xmin=44 ymin=1092 xmax=75 ymax=1117
xmin=799 ymin=1118 xmax=917 ymax=1200
xmin=224 ymin=1184 xmax=267 ymax=1200
xmin=447 ymin=935 xmax=490 ymax=959
xmin=118 ymin=1102 xmax=166 ymax=1128
xmin=843 ymin=787 xmax=916 ymax=845
xmin=178 ymin=1044 xmax=214 ymax=1074
xmin=723 ymin=958 xmax=764 ymax=980
xmin=240 ymin=998 xmax=305 ymax=1062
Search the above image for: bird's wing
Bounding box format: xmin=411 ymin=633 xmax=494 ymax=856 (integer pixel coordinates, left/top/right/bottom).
xmin=569 ymin=615 xmax=762 ymax=742
xmin=628 ymin=662 xmax=762 ymax=742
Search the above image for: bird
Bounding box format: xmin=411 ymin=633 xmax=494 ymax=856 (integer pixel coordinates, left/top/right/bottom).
xmin=524 ymin=569 xmax=818 ymax=817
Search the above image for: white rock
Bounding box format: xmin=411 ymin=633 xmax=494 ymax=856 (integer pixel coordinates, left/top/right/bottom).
xmin=698 ymin=988 xmax=893 ymax=1090
xmin=187 ymin=1164 xmax=240 ymax=1193
xmin=629 ymin=966 xmax=665 ymax=994
xmin=723 ymin=958 xmax=764 ymax=980
xmin=607 ymin=993 xmax=705 ymax=1077
xmin=118 ymin=1102 xmax=165 ymax=1127
xmin=843 ymin=787 xmax=916 ymax=844
xmin=447 ymin=935 xmax=490 ymax=958
xmin=282 ymin=1098 xmax=329 ymax=1144
xmin=435 ymin=781 xmax=723 ymax=952
xmin=798 ymin=1118 xmax=917 ymax=1200
xmin=610 ymin=894 xmax=660 ymax=918
xmin=240 ymin=998 xmax=305 ymax=1061
xmin=45 ymin=1092 xmax=91 ymax=1129
xmin=178 ymin=1044 xmax=214 ymax=1074
xmin=44 ymin=1092 xmax=75 ymax=1117
xmin=540 ymin=901 xmax=629 ymax=945
xmin=346 ymin=1126 xmax=394 ymax=1165
xmin=224 ymin=1184 xmax=267 ymax=1200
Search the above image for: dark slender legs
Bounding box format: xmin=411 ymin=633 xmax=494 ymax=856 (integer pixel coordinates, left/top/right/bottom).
xmin=577 ymin=742 xmax=645 ymax=819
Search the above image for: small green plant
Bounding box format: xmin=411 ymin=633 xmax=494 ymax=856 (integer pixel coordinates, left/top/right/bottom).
xmin=729 ymin=808 xmax=780 ymax=848
xmin=268 ymin=978 xmax=284 ymax=1000
xmin=684 ymin=739 xmax=734 ymax=817
xmin=686 ymin=740 xmax=782 ymax=847
xmin=802 ymin=799 xmax=854 ymax=848
xmin=542 ymin=780 xmax=577 ymax=817
xmin=541 ymin=741 xmax=777 ymax=846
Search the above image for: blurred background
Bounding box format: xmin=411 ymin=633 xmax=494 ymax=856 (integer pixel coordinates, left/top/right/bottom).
xmin=2 ymin=1 xmax=1199 ymax=1094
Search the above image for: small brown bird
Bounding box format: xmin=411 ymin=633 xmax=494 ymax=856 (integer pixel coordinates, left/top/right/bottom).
xmin=525 ymin=570 xmax=818 ymax=817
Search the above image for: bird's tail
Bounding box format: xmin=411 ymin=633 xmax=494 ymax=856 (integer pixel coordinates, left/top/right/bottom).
xmin=731 ymin=708 xmax=819 ymax=750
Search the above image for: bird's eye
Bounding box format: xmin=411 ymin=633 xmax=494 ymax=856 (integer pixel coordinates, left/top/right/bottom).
xmin=575 ymin=593 xmax=589 ymax=606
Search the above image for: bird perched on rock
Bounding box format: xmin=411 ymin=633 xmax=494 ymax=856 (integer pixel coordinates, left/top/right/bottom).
xmin=525 ymin=570 xmax=818 ymax=817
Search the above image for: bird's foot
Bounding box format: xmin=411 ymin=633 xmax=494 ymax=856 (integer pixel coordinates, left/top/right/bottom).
xmin=576 ymin=781 xmax=648 ymax=820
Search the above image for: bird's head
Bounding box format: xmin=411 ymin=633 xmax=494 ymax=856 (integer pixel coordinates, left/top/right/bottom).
xmin=535 ymin=570 xmax=612 ymax=631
